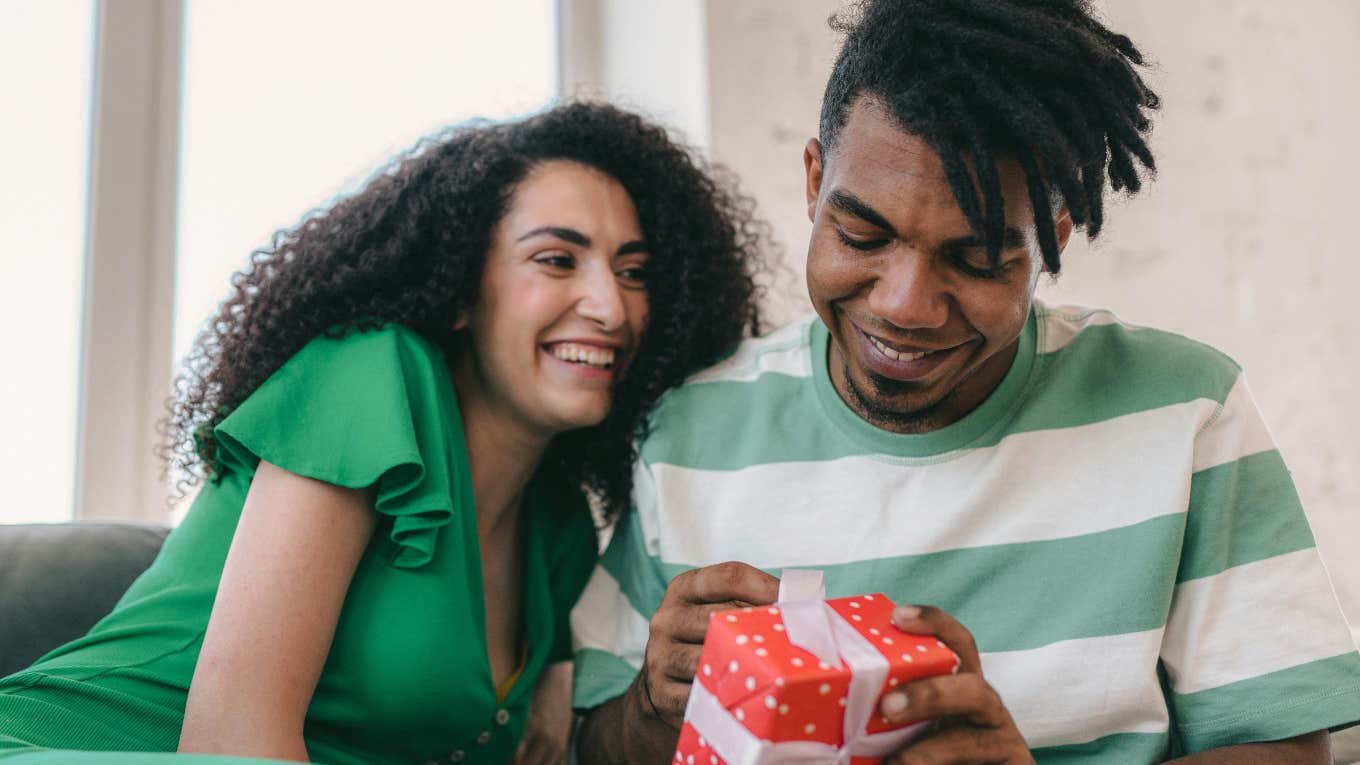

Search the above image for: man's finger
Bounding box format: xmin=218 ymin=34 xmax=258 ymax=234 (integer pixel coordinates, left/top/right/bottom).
xmin=884 ymin=724 xmax=1007 ymax=765
xmin=675 ymin=561 xmax=780 ymax=606
xmin=655 ymin=641 xmax=704 ymax=682
xmin=890 ymin=604 xmax=982 ymax=674
xmin=880 ymin=673 xmax=1009 ymax=729
xmin=653 ymin=600 xmax=764 ymax=644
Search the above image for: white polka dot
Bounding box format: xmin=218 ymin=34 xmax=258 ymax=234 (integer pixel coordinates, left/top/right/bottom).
xmin=755 ymin=648 xmax=768 ymax=657
xmin=889 ymin=677 xmax=899 ymax=686
xmin=903 ymin=654 xmax=914 ymax=663
xmin=851 ymin=614 xmax=862 ymax=621
xmin=745 ymin=676 xmax=756 ymax=691
xmin=916 ymin=645 xmax=927 ymax=652
xmin=768 ymin=607 xmax=780 ymax=615
xmin=725 ymin=615 xmax=737 ymax=622
xmin=774 ymin=677 xmax=785 ymax=687
xmin=864 ymin=594 xmax=875 ymax=600
xmin=765 ymin=695 xmax=777 ymax=709
xmin=804 ymin=723 xmax=816 ymax=734
xmin=849 ymin=601 xmax=861 ymax=608
xmin=675 ymin=754 xmax=683 ymax=762
xmin=736 ymin=709 xmax=745 ymax=721
xmin=779 ymin=703 xmax=789 ymax=714
xmin=818 ymin=661 xmax=831 ymax=670
xmin=937 ymin=640 xmax=947 ymax=648
xmin=711 ymin=757 xmax=718 ymax=765
xmin=687 ymin=756 xmax=694 ymax=765
xmin=703 ymin=664 xmax=712 ymax=676
xmin=729 ymin=660 xmax=739 ymax=673
xmin=699 ymin=737 xmax=706 ymax=747
xmin=773 ymin=624 xmax=785 ymax=632
xmin=839 ymin=697 xmax=847 ymax=707
xmin=882 ymin=637 xmax=894 ymax=645
xmin=791 ymin=657 xmax=804 ymax=667
xmin=869 ymin=628 xmax=880 ymax=635
xmin=753 ymin=634 xmax=764 ymax=643
xmin=818 ymin=683 xmax=831 ymax=695
xmin=741 ymin=607 xmax=753 ymax=613
xmin=735 ymin=635 xmax=749 ymax=645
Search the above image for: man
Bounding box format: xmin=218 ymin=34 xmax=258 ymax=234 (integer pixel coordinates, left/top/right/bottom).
xmin=571 ymin=1 xmax=1360 ymax=762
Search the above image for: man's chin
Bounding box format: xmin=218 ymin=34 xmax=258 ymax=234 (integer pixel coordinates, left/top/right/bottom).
xmin=844 ymin=369 xmax=956 ymax=433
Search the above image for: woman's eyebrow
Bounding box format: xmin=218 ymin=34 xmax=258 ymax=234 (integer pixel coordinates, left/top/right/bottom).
xmin=516 ymin=225 xmax=590 ymax=246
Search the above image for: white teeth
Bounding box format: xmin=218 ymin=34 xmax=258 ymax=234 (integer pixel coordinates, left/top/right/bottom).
xmin=869 ymin=335 xmax=931 ymax=362
xmin=549 ymin=343 xmax=615 ymax=368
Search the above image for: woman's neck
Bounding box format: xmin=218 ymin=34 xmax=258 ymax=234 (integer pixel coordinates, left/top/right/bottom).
xmin=450 ymin=356 xmax=552 ymax=538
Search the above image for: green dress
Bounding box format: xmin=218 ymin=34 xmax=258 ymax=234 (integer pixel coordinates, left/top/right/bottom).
xmin=0 ymin=325 xmax=599 ymax=765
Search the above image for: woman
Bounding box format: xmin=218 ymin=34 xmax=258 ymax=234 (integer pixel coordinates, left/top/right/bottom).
xmin=0 ymin=102 xmax=767 ymax=764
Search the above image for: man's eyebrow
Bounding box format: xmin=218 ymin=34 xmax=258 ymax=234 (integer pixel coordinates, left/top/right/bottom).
xmin=827 ymin=190 xmax=897 ymax=235
xmin=516 ymin=226 xmax=590 ymax=247
xmin=942 ymin=227 xmax=1028 ymax=251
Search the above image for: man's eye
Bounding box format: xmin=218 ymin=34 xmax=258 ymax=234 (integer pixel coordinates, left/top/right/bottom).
xmin=836 ymin=229 xmax=888 ymax=251
xmin=953 ymin=251 xmax=1004 ymax=278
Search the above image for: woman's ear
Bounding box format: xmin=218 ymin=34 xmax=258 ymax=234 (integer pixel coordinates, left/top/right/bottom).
xmin=452 ymin=310 xmax=469 ymax=332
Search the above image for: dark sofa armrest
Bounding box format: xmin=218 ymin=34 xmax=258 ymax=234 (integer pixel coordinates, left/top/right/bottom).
xmin=0 ymin=522 xmax=169 ymax=676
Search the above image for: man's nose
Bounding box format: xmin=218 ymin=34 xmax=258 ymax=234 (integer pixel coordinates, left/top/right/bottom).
xmin=868 ymin=251 xmax=950 ymax=330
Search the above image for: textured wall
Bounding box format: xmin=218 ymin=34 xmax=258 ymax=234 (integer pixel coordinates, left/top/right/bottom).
xmin=704 ymin=0 xmax=1360 ymax=624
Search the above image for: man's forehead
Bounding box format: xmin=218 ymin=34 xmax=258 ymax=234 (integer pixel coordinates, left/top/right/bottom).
xmin=826 ymin=98 xmax=951 ymax=183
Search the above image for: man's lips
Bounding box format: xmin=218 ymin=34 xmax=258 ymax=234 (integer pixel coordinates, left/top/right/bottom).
xmin=851 ymin=324 xmax=963 ymax=382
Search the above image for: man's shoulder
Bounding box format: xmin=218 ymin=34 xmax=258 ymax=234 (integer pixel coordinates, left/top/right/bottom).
xmin=640 ymin=315 xmax=821 ymax=463
xmin=1034 ymin=302 xmax=1242 ymax=403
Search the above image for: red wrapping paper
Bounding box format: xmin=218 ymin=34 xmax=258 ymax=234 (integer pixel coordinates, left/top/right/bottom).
xmin=674 ymin=589 xmax=960 ymax=765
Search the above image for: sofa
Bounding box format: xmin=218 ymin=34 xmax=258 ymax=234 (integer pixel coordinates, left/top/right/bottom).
xmin=0 ymin=522 xmax=170 ymax=677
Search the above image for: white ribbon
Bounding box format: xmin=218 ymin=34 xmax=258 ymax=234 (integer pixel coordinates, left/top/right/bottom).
xmin=681 ymin=570 xmax=931 ymax=764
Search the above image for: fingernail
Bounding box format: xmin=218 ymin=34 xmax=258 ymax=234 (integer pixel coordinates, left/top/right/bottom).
xmin=881 ymin=691 xmax=908 ymax=716
xmin=893 ymin=605 xmax=921 ymax=623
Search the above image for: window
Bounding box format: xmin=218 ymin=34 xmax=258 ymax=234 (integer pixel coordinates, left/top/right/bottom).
xmin=173 ymin=0 xmax=558 ymax=362
xmin=0 ymin=1 xmax=95 ymax=523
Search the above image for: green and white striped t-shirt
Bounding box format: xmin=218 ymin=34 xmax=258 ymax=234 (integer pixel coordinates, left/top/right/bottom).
xmin=571 ymin=301 xmax=1360 ymax=762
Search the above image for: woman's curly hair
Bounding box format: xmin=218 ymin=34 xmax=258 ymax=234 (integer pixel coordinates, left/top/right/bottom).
xmin=161 ymin=101 xmax=770 ymax=523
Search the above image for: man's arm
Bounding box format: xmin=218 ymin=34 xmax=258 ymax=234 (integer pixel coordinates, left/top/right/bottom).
xmin=1163 ymin=731 xmax=1331 ymax=764
xmin=576 ymin=562 xmax=781 ymax=765
xmin=577 ymin=672 xmax=682 ymax=765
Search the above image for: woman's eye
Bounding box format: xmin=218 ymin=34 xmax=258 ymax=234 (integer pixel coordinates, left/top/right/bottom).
xmin=533 ymin=252 xmax=574 ymax=269
xmin=835 ymin=228 xmax=888 ymax=252
xmin=616 ymin=266 xmax=649 ymax=287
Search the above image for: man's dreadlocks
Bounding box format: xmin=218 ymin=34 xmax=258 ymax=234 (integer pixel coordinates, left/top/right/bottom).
xmin=819 ymin=0 xmax=1160 ymax=273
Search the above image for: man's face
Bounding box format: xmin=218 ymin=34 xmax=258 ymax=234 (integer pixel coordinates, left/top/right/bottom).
xmin=804 ymin=98 xmax=1071 ymax=433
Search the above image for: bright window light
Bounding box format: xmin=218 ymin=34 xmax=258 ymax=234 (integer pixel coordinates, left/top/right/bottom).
xmin=172 ymin=0 xmax=558 ymax=365
xmin=0 ymin=1 xmax=95 ymax=523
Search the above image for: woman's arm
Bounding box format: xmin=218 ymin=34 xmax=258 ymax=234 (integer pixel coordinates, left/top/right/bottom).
xmin=178 ymin=459 xmax=377 ymax=761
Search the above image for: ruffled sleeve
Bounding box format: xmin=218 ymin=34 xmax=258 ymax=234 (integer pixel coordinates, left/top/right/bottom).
xmin=214 ymin=324 xmax=466 ymax=568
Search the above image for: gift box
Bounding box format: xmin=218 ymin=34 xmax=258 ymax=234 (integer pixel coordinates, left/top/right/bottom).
xmin=674 ymin=570 xmax=960 ymax=765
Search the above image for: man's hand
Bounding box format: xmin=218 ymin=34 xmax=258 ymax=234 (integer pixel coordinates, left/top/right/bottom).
xmin=642 ymin=561 xmax=782 ymax=726
xmin=879 ymin=605 xmax=1034 ymax=765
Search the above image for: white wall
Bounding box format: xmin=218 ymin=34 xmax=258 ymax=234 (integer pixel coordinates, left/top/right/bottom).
xmin=700 ymin=0 xmax=1360 ymax=626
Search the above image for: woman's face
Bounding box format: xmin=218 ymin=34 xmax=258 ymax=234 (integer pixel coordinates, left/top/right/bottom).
xmin=456 ymin=160 xmax=650 ymax=438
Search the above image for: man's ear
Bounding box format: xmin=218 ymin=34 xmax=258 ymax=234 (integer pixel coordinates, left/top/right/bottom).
xmin=1054 ymin=206 xmax=1074 ymax=260
xmin=804 ymin=138 xmax=824 ymax=223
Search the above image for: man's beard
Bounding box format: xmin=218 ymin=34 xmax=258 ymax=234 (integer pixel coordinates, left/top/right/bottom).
xmin=841 ymin=358 xmax=958 ymax=434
